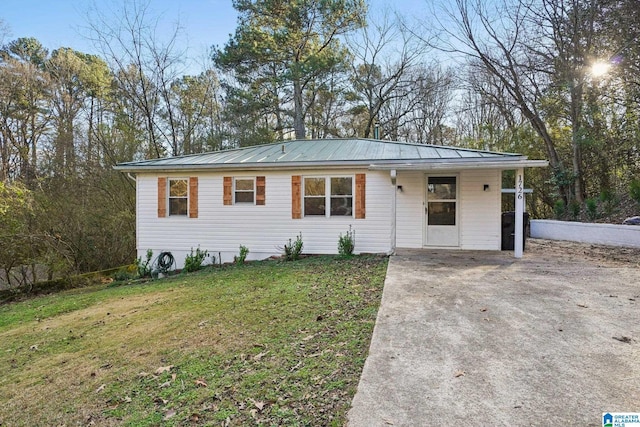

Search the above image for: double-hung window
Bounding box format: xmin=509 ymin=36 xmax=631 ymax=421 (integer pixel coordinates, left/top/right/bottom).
xmin=168 ymin=178 xmax=188 ymax=216
xmin=234 ymin=178 xmax=255 ymax=203
xmin=303 ymin=176 xmax=353 ymax=217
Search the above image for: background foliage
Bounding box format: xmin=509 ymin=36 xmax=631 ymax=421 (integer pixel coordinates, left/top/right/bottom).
xmin=1 ymin=0 xmax=638 ymax=286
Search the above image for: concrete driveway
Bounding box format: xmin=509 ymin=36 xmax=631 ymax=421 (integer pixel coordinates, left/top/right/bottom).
xmin=348 ymin=241 xmax=640 ymax=426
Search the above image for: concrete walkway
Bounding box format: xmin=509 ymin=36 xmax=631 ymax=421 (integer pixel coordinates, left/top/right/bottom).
xmin=347 ymin=248 xmax=640 ymax=426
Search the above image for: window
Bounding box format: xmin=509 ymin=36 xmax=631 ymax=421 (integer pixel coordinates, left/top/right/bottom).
xmin=303 ymin=176 xmax=353 ymax=217
xmin=169 ymin=178 xmax=188 ymax=216
xmin=234 ymin=178 xmax=255 ymax=203
xmin=224 ymin=176 xmax=265 ymax=205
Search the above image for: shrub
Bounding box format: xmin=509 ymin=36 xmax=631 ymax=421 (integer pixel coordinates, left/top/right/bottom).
xmin=630 ymin=180 xmax=640 ymax=205
xmin=585 ymin=198 xmax=598 ymax=221
xmin=599 ymin=189 xmax=617 ymax=215
xmin=136 ymin=249 xmax=153 ymax=278
xmin=183 ymin=247 xmax=210 ymax=273
xmin=553 ymin=200 xmax=565 ymax=219
xmin=283 ymin=233 xmax=304 ymax=261
xmin=338 ymin=226 xmax=356 ymax=257
xmin=569 ymin=200 xmax=581 ymax=220
xmin=234 ymin=245 xmax=249 ymax=264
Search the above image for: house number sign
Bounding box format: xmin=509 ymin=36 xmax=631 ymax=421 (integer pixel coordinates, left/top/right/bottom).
xmin=517 ymin=174 xmax=524 ymax=200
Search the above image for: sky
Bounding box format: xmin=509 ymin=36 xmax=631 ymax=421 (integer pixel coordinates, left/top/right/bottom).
xmin=1 ymin=0 xmax=432 ymax=73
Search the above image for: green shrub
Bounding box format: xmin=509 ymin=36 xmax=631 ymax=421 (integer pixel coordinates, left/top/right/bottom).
xmin=234 ymin=245 xmax=249 ymax=264
xmin=553 ymin=200 xmax=565 ymax=219
xmin=569 ymin=200 xmax=581 ymax=220
xmin=585 ymin=198 xmax=598 ymax=221
xmin=135 ymin=249 xmax=153 ymax=278
xmin=183 ymin=247 xmax=210 ymax=273
xmin=283 ymin=233 xmax=304 ymax=261
xmin=630 ymin=180 xmax=640 ymax=205
xmin=338 ymin=226 xmax=356 ymax=257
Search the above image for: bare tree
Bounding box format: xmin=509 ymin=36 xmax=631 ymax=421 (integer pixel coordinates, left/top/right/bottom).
xmin=346 ymin=11 xmax=428 ymax=138
xmin=86 ymin=0 xmax=186 ymax=157
xmin=423 ymin=0 xmax=581 ymax=202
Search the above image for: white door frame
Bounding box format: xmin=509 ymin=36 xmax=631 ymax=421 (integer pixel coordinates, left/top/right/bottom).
xmin=424 ymin=174 xmax=460 ymax=247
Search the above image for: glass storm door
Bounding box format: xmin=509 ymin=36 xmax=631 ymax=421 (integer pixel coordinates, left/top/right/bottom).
xmin=425 ymin=176 xmax=459 ymax=247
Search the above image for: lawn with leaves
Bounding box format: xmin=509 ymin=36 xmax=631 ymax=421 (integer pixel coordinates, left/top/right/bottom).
xmin=0 ymin=255 xmax=388 ymax=426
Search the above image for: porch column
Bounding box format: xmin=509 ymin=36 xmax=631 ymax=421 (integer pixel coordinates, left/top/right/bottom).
xmin=390 ymin=169 xmax=397 ymax=254
xmin=514 ymin=168 xmax=525 ymax=258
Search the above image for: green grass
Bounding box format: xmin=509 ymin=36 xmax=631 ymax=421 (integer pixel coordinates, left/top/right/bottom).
xmin=0 ymin=255 xmax=388 ymax=426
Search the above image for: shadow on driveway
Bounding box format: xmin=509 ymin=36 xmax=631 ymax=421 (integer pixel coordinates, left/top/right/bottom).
xmin=348 ymin=245 xmax=640 ymax=426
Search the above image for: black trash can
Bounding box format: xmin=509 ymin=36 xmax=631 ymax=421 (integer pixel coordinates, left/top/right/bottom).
xmin=501 ymin=211 xmax=530 ymax=251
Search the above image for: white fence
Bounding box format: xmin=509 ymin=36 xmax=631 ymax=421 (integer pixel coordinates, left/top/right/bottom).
xmin=530 ymin=219 xmax=640 ymax=249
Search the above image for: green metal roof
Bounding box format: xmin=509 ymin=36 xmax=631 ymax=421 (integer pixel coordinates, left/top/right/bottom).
xmin=114 ymin=138 xmax=546 ymax=172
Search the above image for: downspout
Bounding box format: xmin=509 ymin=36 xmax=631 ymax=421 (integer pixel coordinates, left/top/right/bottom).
xmin=390 ymin=169 xmax=397 ymax=255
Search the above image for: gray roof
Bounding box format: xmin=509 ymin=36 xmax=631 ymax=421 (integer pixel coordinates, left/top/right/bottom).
xmin=114 ymin=138 xmax=547 ymax=172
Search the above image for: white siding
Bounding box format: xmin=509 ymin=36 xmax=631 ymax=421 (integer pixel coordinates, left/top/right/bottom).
xmin=136 ymin=169 xmax=393 ymax=267
xmin=394 ymin=169 xmax=502 ymax=250
xmin=395 ymin=171 xmax=425 ymax=248
xmin=459 ymin=169 xmax=501 ymax=250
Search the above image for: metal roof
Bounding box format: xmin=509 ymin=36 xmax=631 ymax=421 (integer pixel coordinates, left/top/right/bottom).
xmin=114 ymin=138 xmax=547 ymax=172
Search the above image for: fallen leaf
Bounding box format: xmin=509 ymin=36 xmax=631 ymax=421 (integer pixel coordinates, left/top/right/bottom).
xmin=577 ymin=304 xmax=588 ymax=308
xmin=249 ymin=398 xmax=265 ymax=411
xmin=454 ymin=370 xmax=466 ymax=378
xmin=198 ymin=321 xmax=208 ymax=327
xmin=96 ymin=384 xmax=106 ymax=393
xmin=159 ymin=380 xmax=172 ymax=388
xmin=155 ymin=365 xmax=173 ymax=375
xmin=253 ymin=351 xmax=269 ymax=361
xmin=123 ymin=396 xmax=132 ymax=403
xmin=138 ymin=372 xmax=150 ymax=378
xmin=613 ymin=336 xmax=632 ymax=343
xmin=480 ymin=308 xmax=487 ymax=312
xmin=189 ymin=413 xmax=200 ymax=422
xmin=195 ymin=379 xmax=208 ymax=387
xmin=163 ymin=409 xmax=176 ymax=420
xmin=171 ymin=373 xmax=177 ymax=381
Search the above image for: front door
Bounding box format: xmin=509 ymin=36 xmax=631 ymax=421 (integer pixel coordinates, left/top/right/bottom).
xmin=425 ymin=175 xmax=459 ymax=247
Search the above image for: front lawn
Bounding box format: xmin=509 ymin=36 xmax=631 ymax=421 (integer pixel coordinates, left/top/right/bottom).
xmin=0 ymin=255 xmax=387 ymax=426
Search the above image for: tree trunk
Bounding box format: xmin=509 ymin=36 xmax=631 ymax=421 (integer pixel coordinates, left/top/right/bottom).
xmin=293 ymin=78 xmax=306 ymax=140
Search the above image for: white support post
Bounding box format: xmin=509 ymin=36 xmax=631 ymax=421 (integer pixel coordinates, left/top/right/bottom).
xmin=390 ymin=169 xmax=397 ymax=254
xmin=514 ymin=168 xmax=525 ymax=258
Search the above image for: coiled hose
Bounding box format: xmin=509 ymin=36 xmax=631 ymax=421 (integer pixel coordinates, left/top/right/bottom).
xmin=155 ymin=251 xmax=175 ymax=273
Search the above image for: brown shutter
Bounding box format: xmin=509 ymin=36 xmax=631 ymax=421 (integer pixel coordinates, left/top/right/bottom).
xmin=189 ymin=176 xmax=198 ymax=218
xmin=256 ymin=176 xmax=266 ymax=205
xmin=292 ymin=175 xmax=301 ymax=219
xmin=355 ymin=173 xmax=366 ymax=219
xmin=158 ymin=177 xmax=167 ymax=218
xmin=223 ymin=176 xmax=232 ymax=205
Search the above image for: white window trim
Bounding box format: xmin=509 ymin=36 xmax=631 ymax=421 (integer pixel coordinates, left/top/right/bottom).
xmin=168 ymin=177 xmax=189 ymax=217
xmin=233 ymin=177 xmax=256 ymax=205
xmin=303 ymin=175 xmax=354 ymax=218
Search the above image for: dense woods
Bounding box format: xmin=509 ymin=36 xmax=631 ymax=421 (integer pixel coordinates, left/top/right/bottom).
xmin=1 ymin=0 xmax=638 ymax=286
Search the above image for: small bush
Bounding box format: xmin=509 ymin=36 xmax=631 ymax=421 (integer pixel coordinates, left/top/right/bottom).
xmin=338 ymin=226 xmax=356 ymax=257
xmin=183 ymin=247 xmax=210 ymax=273
xmin=135 ymin=249 xmax=153 ymax=278
xmin=569 ymin=200 xmax=581 ymax=220
xmin=553 ymin=200 xmax=565 ymax=219
xmin=234 ymin=245 xmax=249 ymax=264
xmin=112 ymin=270 xmax=135 ymax=282
xmin=283 ymin=233 xmax=304 ymax=261
xmin=585 ymin=198 xmax=598 ymax=221
xmin=630 ymin=180 xmax=640 ymax=205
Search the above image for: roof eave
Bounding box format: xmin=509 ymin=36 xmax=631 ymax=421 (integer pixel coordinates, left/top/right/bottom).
xmin=368 ymin=159 xmax=549 ymax=171
xmin=113 ymin=158 xmax=548 ymax=173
